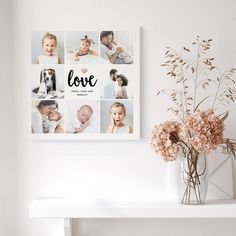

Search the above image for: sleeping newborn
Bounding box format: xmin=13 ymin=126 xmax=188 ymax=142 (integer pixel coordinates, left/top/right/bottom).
xmin=70 ymin=105 xmax=96 ymax=133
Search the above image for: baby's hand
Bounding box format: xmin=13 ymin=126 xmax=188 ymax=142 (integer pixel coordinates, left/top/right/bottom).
xmin=74 ymin=54 xmax=80 ymax=61
xmin=74 ymin=49 xmax=80 ymax=61
xmin=80 ymin=119 xmax=90 ymax=129
xmin=116 ymin=47 xmax=123 ymax=54
xmin=92 ymin=51 xmax=99 ymax=56
xmin=84 ymin=119 xmax=91 ymax=126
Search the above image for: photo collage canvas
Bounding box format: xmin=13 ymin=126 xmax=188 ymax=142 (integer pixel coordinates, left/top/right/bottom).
xmin=31 ymin=29 xmax=140 ymax=139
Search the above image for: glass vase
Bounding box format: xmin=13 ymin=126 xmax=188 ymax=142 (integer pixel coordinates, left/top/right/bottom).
xmin=175 ymin=150 xmax=208 ymax=204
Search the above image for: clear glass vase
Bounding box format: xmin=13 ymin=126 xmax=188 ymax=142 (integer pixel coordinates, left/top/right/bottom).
xmin=175 ymin=150 xmax=208 ymax=204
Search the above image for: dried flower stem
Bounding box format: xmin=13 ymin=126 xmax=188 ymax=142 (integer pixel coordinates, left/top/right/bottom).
xmin=212 ymin=72 xmax=224 ymax=109
xmin=180 ymin=150 xmax=207 ymax=204
xmin=180 ymin=49 xmax=188 ymax=118
xmin=193 ymin=41 xmax=200 ymax=112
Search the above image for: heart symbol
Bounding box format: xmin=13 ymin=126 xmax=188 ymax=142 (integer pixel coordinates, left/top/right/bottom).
xmin=81 ymin=68 xmax=88 ymax=74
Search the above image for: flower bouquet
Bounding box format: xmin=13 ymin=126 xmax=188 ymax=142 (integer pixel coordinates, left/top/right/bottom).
xmin=151 ymin=36 xmax=236 ymax=204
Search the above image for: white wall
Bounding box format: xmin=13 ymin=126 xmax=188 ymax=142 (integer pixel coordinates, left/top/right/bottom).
xmin=0 ymin=1 xmax=17 ymax=236
xmin=11 ymin=0 xmax=236 ymax=236
xmin=73 ymin=218 xmax=236 ymax=236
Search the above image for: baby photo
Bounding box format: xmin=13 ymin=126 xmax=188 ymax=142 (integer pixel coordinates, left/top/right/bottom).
xmin=66 ymin=100 xmax=100 ymax=133
xmin=100 ymin=66 xmax=136 ymax=100
xmin=100 ymin=100 xmax=133 ymax=134
xmin=31 ymin=31 xmax=64 ymax=64
xmin=100 ymin=31 xmax=133 ymax=64
xmin=65 ymin=31 xmax=99 ymax=64
xmin=31 ymin=65 xmax=65 ymax=99
xmin=31 ymin=100 xmax=65 ymax=134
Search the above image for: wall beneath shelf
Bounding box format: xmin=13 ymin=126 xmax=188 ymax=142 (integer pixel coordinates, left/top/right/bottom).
xmin=72 ymin=218 xmax=236 ymax=236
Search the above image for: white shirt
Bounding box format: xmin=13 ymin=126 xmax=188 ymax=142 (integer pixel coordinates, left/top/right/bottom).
xmin=113 ymin=125 xmax=130 ymax=134
xmin=100 ymin=44 xmax=111 ymax=61
xmin=38 ymin=54 xmax=59 ymax=64
xmin=31 ymin=108 xmax=43 ymax=133
xmin=103 ymin=78 xmax=115 ymax=99
xmin=115 ymin=84 xmax=124 ymax=98
xmin=67 ymin=118 xmax=96 ymax=133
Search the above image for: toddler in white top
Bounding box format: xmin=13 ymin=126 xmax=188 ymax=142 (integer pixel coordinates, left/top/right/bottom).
xmin=106 ymin=102 xmax=133 ymax=134
xmin=35 ymin=32 xmax=62 ymax=64
xmin=74 ymin=35 xmax=98 ymax=61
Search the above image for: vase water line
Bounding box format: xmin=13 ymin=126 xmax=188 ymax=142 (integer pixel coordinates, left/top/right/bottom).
xmin=175 ymin=151 xmax=208 ymax=204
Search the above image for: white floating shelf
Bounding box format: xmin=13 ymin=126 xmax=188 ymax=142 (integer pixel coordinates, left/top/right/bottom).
xmin=29 ymin=198 xmax=236 ymax=218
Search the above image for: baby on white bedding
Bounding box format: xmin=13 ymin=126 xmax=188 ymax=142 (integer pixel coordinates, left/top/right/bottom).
xmin=107 ymin=41 xmax=133 ymax=64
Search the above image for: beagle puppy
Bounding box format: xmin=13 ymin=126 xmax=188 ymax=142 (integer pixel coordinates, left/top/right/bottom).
xmin=33 ymin=68 xmax=56 ymax=95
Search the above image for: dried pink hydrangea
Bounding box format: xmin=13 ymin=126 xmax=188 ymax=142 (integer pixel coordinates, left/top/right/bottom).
xmin=185 ymin=109 xmax=224 ymax=153
xmin=151 ymin=121 xmax=183 ymax=162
